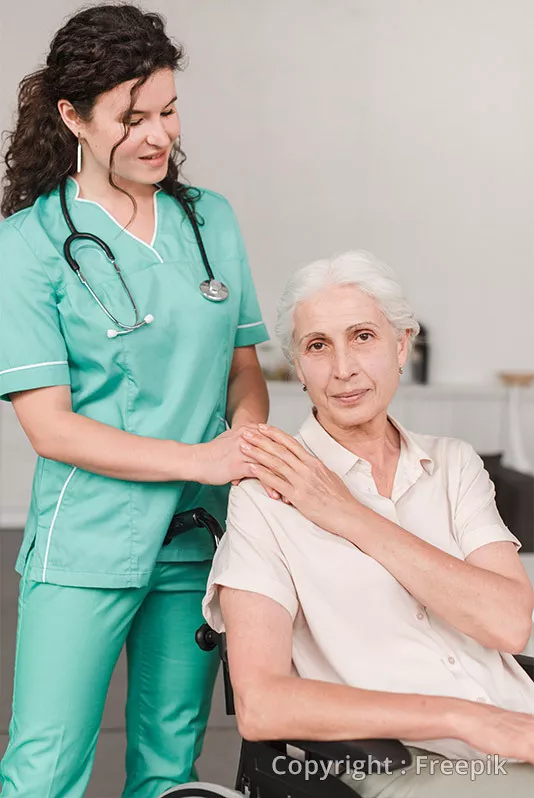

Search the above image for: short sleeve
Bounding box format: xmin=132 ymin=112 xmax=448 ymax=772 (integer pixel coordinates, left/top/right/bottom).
xmin=0 ymin=222 xmax=70 ymax=401
xmin=230 ymin=212 xmax=269 ymax=348
xmin=453 ymin=444 xmax=521 ymax=557
xmin=202 ymin=484 xmax=299 ymax=632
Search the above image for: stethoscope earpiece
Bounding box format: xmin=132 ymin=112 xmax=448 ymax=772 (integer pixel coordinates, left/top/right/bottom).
xmin=107 ymin=314 xmax=155 ymax=338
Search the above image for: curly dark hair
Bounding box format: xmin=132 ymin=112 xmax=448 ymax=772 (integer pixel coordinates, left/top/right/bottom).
xmin=1 ymin=3 xmax=198 ymax=219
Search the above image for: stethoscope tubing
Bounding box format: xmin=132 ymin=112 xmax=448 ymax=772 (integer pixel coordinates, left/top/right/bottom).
xmin=59 ymin=178 xmax=228 ymax=336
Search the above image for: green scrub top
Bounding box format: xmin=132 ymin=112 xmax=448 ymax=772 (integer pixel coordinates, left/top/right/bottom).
xmin=0 ymin=178 xmax=269 ymax=588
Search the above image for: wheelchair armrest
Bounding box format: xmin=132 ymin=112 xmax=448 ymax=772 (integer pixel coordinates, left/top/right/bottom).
xmin=514 ymin=654 xmax=534 ymax=681
xmin=287 ymin=738 xmax=412 ymax=773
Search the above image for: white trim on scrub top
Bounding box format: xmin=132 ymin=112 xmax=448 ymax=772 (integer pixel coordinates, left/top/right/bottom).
xmin=0 ymin=361 xmax=68 ymax=376
xmin=68 ymin=177 xmax=164 ymax=263
xmin=42 ymin=466 xmax=78 ymax=582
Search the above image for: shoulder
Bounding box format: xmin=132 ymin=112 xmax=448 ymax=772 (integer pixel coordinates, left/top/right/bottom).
xmin=228 ymin=478 xmax=272 ymax=519
xmin=0 ymin=194 xmax=62 ymax=287
xmin=227 ymin=480 xmax=285 ymax=537
xmin=227 ymin=479 xmax=302 ymax=548
xmin=0 ymin=210 xmax=40 ymax=272
xmin=0 ymin=208 xmax=34 ymax=241
xmin=412 ymin=428 xmax=475 ymax=459
xmin=193 ymin=186 xmax=240 ymax=227
xmin=0 ymin=192 xmax=56 ymax=250
xmin=195 ymin=186 xmax=232 ymax=208
xmin=406 ymin=426 xmax=480 ymax=478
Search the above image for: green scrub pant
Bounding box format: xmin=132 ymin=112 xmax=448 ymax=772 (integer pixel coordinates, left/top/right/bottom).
xmin=0 ymin=551 xmax=219 ymax=798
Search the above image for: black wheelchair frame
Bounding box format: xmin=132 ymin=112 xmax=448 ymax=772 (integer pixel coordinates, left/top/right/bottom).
xmin=159 ymin=508 xmax=534 ymax=798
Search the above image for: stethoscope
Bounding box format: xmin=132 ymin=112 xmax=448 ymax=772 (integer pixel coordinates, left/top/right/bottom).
xmin=59 ymin=179 xmax=229 ymax=339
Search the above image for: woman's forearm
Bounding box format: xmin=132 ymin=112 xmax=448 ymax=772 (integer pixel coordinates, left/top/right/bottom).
xmin=238 ymin=674 xmax=472 ymax=744
xmin=340 ymin=504 xmax=532 ymax=652
xmin=34 ymin=409 xmax=200 ymax=482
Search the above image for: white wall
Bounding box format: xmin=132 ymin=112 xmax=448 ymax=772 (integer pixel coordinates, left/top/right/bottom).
xmin=1 ymin=0 xmax=534 ymax=384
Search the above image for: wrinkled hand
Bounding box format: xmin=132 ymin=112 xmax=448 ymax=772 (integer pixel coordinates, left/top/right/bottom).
xmin=460 ymin=703 xmax=534 ymax=765
xmin=229 ymin=417 xmax=262 ymax=488
xmin=240 ymin=423 xmax=359 ymax=533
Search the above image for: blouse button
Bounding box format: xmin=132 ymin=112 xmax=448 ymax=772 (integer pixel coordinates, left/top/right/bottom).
xmin=448 ymin=655 xmax=456 ymax=665
xmin=416 ymin=612 xmax=425 ymax=621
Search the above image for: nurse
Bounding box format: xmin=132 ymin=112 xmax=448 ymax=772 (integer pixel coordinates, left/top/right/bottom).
xmin=0 ymin=5 xmax=269 ymax=797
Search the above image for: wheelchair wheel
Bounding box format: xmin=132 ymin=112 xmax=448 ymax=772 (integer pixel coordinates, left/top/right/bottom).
xmin=158 ymin=782 xmax=244 ymax=797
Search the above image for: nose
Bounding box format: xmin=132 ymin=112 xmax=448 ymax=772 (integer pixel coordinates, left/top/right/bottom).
xmin=145 ymin=118 xmax=174 ymax=148
xmin=332 ymin=344 xmax=359 ymax=381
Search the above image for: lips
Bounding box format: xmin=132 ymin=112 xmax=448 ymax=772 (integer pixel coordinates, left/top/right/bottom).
xmin=140 ymin=151 xmax=166 ymax=160
xmin=333 ymin=389 xmax=369 ymax=399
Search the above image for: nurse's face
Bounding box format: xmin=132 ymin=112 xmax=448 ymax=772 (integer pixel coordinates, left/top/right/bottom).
xmin=293 ymin=285 xmax=408 ymax=432
xmin=78 ymin=68 xmax=181 ymax=186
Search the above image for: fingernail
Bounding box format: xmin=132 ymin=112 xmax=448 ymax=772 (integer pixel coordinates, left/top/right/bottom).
xmin=240 ymin=443 xmax=251 ymax=451
xmin=243 ymin=430 xmax=254 ymax=439
xmin=258 ymin=423 xmax=268 ymax=431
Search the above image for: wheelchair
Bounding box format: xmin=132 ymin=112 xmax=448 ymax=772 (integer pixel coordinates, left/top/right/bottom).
xmin=157 ymin=508 xmax=534 ymax=798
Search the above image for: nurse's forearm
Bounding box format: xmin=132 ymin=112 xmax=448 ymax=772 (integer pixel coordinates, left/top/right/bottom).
xmin=34 ymin=411 xmax=199 ymax=481
xmin=11 ymin=386 xmax=203 ymax=482
xmin=226 ymin=356 xmax=269 ymax=428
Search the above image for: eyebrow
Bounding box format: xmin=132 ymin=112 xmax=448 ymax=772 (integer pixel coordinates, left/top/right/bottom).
xmin=130 ymin=95 xmax=177 ymax=115
xmin=298 ymin=321 xmax=379 ymax=345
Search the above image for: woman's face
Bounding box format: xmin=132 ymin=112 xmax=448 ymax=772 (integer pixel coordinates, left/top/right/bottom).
xmin=74 ymin=67 xmax=181 ymax=186
xmin=293 ymin=284 xmax=408 ymax=431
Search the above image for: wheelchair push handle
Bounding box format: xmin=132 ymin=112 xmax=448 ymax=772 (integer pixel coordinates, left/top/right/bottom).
xmin=163 ymin=507 xmax=224 ymax=549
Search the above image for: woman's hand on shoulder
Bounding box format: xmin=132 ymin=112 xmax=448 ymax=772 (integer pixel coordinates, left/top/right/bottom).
xmin=238 ymin=423 xmax=359 ymax=532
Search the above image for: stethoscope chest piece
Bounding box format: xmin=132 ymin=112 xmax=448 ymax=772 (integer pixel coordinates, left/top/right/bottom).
xmin=200 ymin=279 xmax=229 ymax=302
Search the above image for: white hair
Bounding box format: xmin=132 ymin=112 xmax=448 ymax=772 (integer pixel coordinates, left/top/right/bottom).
xmin=275 ymin=250 xmax=420 ymax=360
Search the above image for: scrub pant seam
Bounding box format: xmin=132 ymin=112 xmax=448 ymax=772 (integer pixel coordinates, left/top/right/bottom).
xmin=1 ymin=565 xmax=70 ymax=798
xmin=41 ymin=724 xmax=68 ymax=798
xmin=126 ymin=592 xmax=150 ymax=793
xmin=0 ymin=569 xmax=30 ymax=787
xmin=9 ymin=554 xmax=33 ymax=724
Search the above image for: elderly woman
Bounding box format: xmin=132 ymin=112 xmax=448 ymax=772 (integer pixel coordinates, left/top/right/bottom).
xmin=203 ymin=251 xmax=534 ymax=797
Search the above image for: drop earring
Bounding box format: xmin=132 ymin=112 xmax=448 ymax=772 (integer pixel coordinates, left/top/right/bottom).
xmin=399 ymin=366 xmax=404 ymax=375
xmin=76 ymin=137 xmax=83 ymax=173
xmin=302 ymin=384 xmax=307 ymax=392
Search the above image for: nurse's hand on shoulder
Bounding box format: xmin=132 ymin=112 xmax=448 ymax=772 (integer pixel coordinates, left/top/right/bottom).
xmin=192 ymin=425 xmax=276 ymax=491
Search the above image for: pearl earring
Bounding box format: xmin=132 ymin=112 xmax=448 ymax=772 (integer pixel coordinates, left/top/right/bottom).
xmin=76 ymin=137 xmax=83 ymax=173
xmin=302 ymin=384 xmax=307 ymax=392
xmin=399 ymin=366 xmax=404 ymax=375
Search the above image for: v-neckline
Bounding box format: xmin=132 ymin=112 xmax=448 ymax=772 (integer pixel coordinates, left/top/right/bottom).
xmin=67 ymin=176 xmax=163 ymax=260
